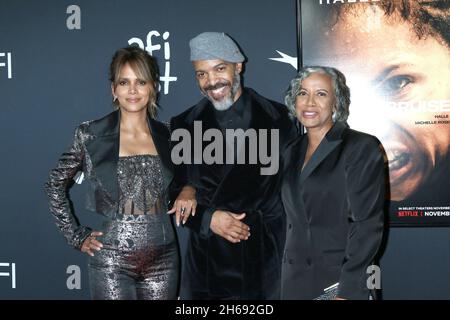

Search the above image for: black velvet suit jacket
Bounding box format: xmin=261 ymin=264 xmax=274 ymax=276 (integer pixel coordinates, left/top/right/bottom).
xmin=280 ymin=121 xmax=385 ymax=300
xmin=170 ymin=88 xmax=298 ymax=299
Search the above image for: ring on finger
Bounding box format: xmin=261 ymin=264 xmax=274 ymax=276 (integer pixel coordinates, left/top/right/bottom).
xmin=180 ymin=207 xmax=186 ymax=215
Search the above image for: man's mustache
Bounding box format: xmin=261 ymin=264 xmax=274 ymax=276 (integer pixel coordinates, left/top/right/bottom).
xmin=203 ymin=81 xmax=230 ymax=92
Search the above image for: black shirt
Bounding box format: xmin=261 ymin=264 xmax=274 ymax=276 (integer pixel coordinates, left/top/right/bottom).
xmin=200 ymin=89 xmax=253 ymax=235
xmin=212 ymin=89 xmax=251 ymax=131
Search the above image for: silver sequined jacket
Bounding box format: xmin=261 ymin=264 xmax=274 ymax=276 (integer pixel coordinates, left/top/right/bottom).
xmin=44 ymin=110 xmax=174 ymax=250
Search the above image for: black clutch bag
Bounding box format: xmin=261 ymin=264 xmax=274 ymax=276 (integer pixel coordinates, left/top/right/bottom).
xmin=314 ymin=283 xmax=339 ymax=300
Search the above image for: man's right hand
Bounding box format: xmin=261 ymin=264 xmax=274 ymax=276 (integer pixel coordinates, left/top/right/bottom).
xmin=210 ymin=210 xmax=250 ymax=243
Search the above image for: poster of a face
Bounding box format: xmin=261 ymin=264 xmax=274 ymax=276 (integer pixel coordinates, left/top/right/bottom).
xmin=300 ymin=0 xmax=450 ymax=225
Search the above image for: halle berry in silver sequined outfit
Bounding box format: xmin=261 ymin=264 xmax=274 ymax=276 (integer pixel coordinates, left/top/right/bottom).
xmin=88 ymin=154 xmax=179 ymax=299
xmin=44 ymin=47 xmax=187 ymax=299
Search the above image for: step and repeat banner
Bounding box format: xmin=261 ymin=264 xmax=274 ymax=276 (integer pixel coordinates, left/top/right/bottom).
xmin=1 ymin=0 xmax=449 ymax=300
xmin=0 ymin=0 xmax=297 ymax=298
xmin=299 ymin=0 xmax=450 ymax=226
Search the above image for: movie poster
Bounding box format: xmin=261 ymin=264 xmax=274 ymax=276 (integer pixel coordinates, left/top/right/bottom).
xmin=299 ymin=0 xmax=450 ymax=226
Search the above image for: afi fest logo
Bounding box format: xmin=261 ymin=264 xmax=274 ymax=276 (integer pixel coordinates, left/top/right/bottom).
xmin=64 ymin=5 xmax=177 ymax=95
xmin=0 ymin=52 xmax=12 ymax=79
xmin=128 ymin=31 xmax=177 ymax=95
xmin=0 ymin=263 xmax=16 ymax=289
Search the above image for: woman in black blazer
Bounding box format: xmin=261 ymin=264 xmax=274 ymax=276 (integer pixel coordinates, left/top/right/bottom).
xmin=280 ymin=66 xmax=386 ymax=300
xmin=45 ymin=47 xmax=195 ymax=299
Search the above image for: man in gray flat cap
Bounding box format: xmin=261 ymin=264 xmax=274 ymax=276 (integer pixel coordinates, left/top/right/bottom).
xmin=170 ymin=32 xmax=298 ymax=299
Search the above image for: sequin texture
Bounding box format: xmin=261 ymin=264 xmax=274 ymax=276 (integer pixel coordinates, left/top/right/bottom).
xmin=45 ymin=118 xmax=179 ymax=299
xmin=89 ymin=155 xmax=178 ymax=300
xmin=89 ymin=213 xmax=179 ymax=300
xmin=117 ymin=154 xmax=165 ymax=215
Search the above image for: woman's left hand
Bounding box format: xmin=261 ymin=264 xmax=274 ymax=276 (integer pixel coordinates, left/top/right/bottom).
xmin=168 ymin=185 xmax=197 ymax=226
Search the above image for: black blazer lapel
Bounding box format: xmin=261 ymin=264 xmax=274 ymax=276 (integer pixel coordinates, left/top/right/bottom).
xmin=188 ymin=99 xmax=223 ymax=183
xmin=148 ymin=117 xmax=173 ymax=192
xmin=211 ymin=94 xmax=279 ymax=205
xmin=85 ymin=110 xmax=120 ymax=202
xmin=85 ymin=110 xmax=176 ymax=202
xmin=183 ymin=98 xmax=212 ymax=125
xmin=300 ymin=122 xmax=347 ymax=184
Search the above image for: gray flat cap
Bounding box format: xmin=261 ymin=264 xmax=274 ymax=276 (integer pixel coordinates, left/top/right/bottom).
xmin=190 ymin=32 xmax=245 ymax=63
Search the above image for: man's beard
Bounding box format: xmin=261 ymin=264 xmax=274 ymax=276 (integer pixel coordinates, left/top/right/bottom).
xmin=202 ymin=71 xmax=241 ymax=111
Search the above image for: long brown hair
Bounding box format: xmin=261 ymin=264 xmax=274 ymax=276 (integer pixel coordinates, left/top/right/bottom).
xmin=109 ymin=46 xmax=159 ymax=118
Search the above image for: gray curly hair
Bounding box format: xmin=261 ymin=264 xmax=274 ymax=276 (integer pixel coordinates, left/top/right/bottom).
xmin=284 ymin=66 xmax=350 ymax=123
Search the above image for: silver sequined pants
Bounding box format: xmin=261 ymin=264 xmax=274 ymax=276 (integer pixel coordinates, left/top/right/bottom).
xmin=88 ymin=213 xmax=179 ymax=300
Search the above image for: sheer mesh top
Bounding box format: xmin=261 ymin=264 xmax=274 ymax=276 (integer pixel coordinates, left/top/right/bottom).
xmin=117 ymin=154 xmax=165 ymax=215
